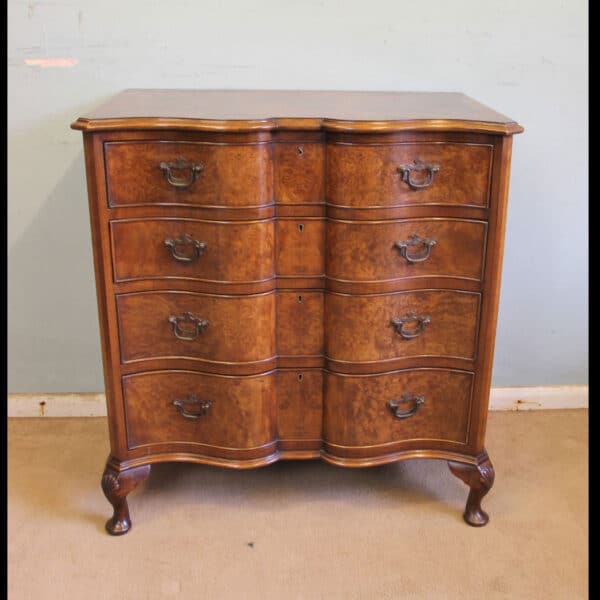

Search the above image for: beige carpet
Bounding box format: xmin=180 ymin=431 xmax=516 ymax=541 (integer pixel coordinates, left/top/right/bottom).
xmin=8 ymin=410 xmax=587 ymax=600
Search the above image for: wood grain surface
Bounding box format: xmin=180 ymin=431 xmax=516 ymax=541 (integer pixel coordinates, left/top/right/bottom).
xmin=325 ymin=290 xmax=481 ymax=365
xmin=323 ymin=368 xmax=474 ymax=452
xmin=276 ymin=369 xmax=323 ymax=443
xmin=326 ymin=141 xmax=492 ymax=208
xmin=122 ymin=370 xmax=277 ymax=455
xmin=110 ymin=218 xmax=275 ymax=284
xmin=276 ymin=218 xmax=326 ymax=276
xmin=274 ymin=141 xmax=325 ymax=204
xmin=116 ymin=291 xmax=276 ymax=366
xmin=326 ymin=218 xmax=487 ymax=285
xmin=105 ymin=140 xmax=273 ymax=208
xmin=276 ymin=291 xmax=324 ymax=358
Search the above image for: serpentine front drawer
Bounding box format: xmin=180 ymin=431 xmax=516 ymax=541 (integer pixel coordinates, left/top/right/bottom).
xmin=105 ymin=139 xmax=273 ymax=208
xmin=323 ymin=368 xmax=475 ymax=456
xmin=326 ymin=141 xmax=493 ymax=209
xmin=116 ymin=291 xmax=276 ymax=373
xmin=326 ymin=217 xmax=487 ymax=288
xmin=110 ymin=217 xmax=275 ymax=284
xmin=325 ymin=289 xmax=481 ymax=369
xmin=122 ymin=370 xmax=277 ymax=458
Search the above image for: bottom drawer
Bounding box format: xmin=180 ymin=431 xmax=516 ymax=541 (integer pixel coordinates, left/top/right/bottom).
xmin=122 ymin=370 xmax=276 ymax=458
xmin=324 ymin=369 xmax=474 ymax=455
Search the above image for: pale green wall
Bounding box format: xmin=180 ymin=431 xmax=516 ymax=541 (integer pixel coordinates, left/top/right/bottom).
xmin=8 ymin=0 xmax=588 ymax=391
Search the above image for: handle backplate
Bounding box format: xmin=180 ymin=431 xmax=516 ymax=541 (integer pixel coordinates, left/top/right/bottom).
xmin=164 ymin=234 xmax=207 ymax=263
xmin=168 ymin=312 xmax=209 ymax=341
xmin=394 ymin=233 xmax=437 ymax=264
xmin=173 ymin=395 xmax=212 ymax=419
xmin=159 ymin=157 xmax=204 ymax=188
xmin=387 ymin=394 xmax=425 ymax=419
xmin=397 ymin=159 xmax=440 ymax=189
xmin=391 ymin=311 xmax=431 ymax=339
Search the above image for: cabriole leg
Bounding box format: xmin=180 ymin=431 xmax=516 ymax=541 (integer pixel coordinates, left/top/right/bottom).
xmin=101 ymin=460 xmax=151 ymax=535
xmin=448 ymin=452 xmax=495 ymax=527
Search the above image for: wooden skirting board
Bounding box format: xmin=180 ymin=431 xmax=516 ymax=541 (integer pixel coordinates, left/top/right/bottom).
xmin=7 ymin=386 xmax=588 ymax=417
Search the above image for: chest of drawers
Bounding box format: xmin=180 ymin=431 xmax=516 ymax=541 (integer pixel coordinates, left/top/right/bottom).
xmin=72 ymin=90 xmax=522 ymax=535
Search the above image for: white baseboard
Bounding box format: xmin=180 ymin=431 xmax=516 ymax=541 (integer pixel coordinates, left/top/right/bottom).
xmin=7 ymin=393 xmax=108 ymax=417
xmin=488 ymin=384 xmax=588 ymax=411
xmin=7 ymin=385 xmax=588 ymax=417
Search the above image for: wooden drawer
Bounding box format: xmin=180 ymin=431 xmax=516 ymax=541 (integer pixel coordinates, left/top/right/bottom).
xmin=276 ymin=291 xmax=324 ymax=357
xmin=327 ymin=218 xmax=486 ymax=284
xmin=110 ymin=218 xmax=274 ymax=284
xmin=274 ymin=142 xmax=325 ymax=204
xmin=324 ymin=369 xmax=474 ymax=450
xmin=276 ymin=370 xmax=323 ymax=443
xmin=326 ymin=142 xmax=492 ymax=208
xmin=326 ymin=290 xmax=480 ymax=365
xmin=116 ymin=291 xmax=275 ymax=367
xmin=105 ymin=141 xmax=272 ymax=207
xmin=122 ymin=370 xmax=276 ymax=454
xmin=276 ymin=218 xmax=325 ymax=277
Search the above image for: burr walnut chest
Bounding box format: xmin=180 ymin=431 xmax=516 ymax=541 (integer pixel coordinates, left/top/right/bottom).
xmin=72 ymin=90 xmax=523 ymax=534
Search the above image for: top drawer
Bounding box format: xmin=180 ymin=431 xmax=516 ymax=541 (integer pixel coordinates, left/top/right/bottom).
xmin=105 ymin=141 xmax=273 ymax=208
xmin=326 ymin=142 xmax=492 ymax=209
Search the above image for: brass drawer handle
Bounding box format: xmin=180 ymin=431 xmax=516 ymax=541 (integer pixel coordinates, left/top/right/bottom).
xmin=159 ymin=157 xmax=204 ymax=188
xmin=164 ymin=234 xmax=207 ymax=263
xmin=387 ymin=394 xmax=425 ymax=419
xmin=173 ymin=395 xmax=212 ymax=419
xmin=168 ymin=312 xmax=209 ymax=341
xmin=394 ymin=234 xmax=437 ymax=264
xmin=391 ymin=311 xmax=431 ymax=339
xmin=397 ymin=159 xmax=440 ymax=189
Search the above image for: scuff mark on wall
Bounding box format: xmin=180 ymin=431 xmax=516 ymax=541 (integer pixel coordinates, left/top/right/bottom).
xmin=25 ymin=58 xmax=79 ymax=67
xmin=512 ymin=399 xmax=543 ymax=411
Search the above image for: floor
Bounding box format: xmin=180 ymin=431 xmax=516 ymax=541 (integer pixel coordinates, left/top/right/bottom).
xmin=8 ymin=410 xmax=587 ymax=599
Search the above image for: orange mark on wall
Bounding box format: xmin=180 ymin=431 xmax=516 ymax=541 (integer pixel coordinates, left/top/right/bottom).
xmin=25 ymin=58 xmax=79 ymax=68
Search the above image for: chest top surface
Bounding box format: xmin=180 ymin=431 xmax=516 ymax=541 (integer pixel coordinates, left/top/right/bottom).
xmin=71 ymin=89 xmax=523 ymax=135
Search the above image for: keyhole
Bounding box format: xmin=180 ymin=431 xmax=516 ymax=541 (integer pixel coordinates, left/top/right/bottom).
xmin=298 ymin=224 xmax=304 ymax=233
xmin=297 ymin=373 xmax=303 ymax=382
xmin=297 ymin=146 xmax=304 ymax=156
xmin=297 ymin=295 xmax=303 ymax=303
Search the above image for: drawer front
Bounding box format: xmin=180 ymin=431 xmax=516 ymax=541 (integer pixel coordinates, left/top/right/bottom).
xmin=326 ymin=290 xmax=480 ymax=364
xmin=274 ymin=142 xmax=325 ymax=204
xmin=111 ymin=218 xmax=274 ymax=284
xmin=276 ymin=219 xmax=325 ymax=277
xmin=117 ymin=291 xmax=275 ymax=365
xmin=276 ymin=291 xmax=324 ymax=357
xmin=324 ymin=369 xmax=473 ymax=448
xmin=327 ymin=142 xmax=492 ymax=208
xmin=276 ymin=370 xmax=323 ymax=442
xmin=327 ymin=218 xmax=486 ymax=284
xmin=105 ymin=141 xmax=272 ymax=207
xmin=123 ymin=371 xmax=276 ymax=452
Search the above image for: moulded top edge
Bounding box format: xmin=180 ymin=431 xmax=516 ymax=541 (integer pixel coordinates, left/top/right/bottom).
xmin=71 ymin=116 xmax=523 ymax=136
xmin=70 ymin=90 xmax=524 ymax=135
